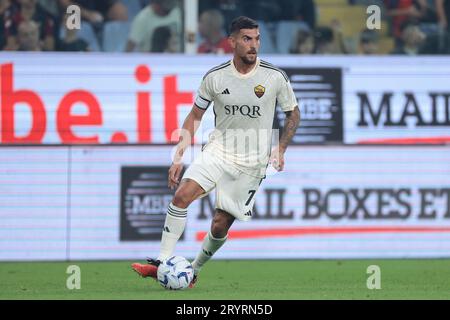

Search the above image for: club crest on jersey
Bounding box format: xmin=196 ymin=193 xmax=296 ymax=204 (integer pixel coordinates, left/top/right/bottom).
xmin=254 ymin=85 xmax=265 ymax=98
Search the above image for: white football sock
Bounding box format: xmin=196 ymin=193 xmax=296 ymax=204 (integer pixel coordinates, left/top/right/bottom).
xmin=157 ymin=202 xmax=187 ymax=261
xmin=192 ymin=231 xmax=227 ymax=275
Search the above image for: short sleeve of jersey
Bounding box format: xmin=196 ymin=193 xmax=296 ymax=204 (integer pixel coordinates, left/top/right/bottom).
xmin=194 ymin=74 xmax=214 ymax=110
xmin=277 ymin=77 xmax=297 ymax=112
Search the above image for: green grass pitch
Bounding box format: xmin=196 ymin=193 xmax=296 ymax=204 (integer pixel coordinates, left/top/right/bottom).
xmin=1 ymin=260 xmax=449 ymax=300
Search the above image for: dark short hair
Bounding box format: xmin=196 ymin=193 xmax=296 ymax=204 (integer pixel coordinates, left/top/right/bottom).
xmin=290 ymin=29 xmax=313 ymax=53
xmin=314 ymin=27 xmax=334 ymax=44
xmin=151 ymin=26 xmax=172 ymax=53
xmin=360 ymin=29 xmax=379 ymax=44
xmin=229 ymin=16 xmax=258 ymax=35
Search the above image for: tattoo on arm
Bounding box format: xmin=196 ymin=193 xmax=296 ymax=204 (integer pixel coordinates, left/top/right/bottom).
xmin=279 ymin=106 xmax=300 ymax=152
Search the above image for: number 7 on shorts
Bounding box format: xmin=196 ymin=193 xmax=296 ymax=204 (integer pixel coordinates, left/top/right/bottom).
xmin=245 ymin=190 xmax=256 ymax=206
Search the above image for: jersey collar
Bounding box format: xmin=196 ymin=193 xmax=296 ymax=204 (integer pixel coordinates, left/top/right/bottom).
xmin=230 ymin=57 xmax=260 ymax=79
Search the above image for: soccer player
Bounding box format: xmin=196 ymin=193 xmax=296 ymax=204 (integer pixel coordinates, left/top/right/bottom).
xmin=132 ymin=16 xmax=300 ymax=287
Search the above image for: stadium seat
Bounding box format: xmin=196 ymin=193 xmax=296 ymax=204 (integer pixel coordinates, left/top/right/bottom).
xmin=59 ymin=21 xmax=101 ymax=51
xmin=120 ymin=0 xmax=142 ymax=21
xmin=276 ymin=21 xmax=311 ymax=54
xmin=257 ymin=21 xmax=277 ymax=54
xmin=378 ymin=21 xmax=389 ymax=36
xmin=379 ymin=37 xmax=395 ymax=54
xmin=102 ymin=21 xmax=131 ymax=52
xmin=317 ymin=5 xmax=367 ymax=37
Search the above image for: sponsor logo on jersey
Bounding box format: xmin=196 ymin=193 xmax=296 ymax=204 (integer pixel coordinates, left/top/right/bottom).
xmin=254 ymin=84 xmax=265 ymax=98
xmin=224 ymin=105 xmax=262 ymax=118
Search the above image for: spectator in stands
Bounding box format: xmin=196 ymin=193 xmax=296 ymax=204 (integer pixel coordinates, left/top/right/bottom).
xmin=290 ymin=29 xmax=314 ymax=54
xmin=313 ymin=20 xmax=348 ymax=54
xmin=58 ymin=0 xmax=127 ymax=25
xmin=359 ymin=29 xmax=380 ymax=54
xmin=417 ymin=0 xmax=439 ymax=23
xmin=329 ymin=19 xmax=349 ymax=53
xmin=199 ymin=0 xmax=244 ymax=28
xmin=151 ymin=25 xmax=178 ymax=53
xmin=279 ymin=0 xmax=316 ymax=29
xmin=197 ymin=9 xmax=232 ymax=54
xmin=4 ymin=0 xmax=57 ymax=51
xmin=0 ymin=0 xmax=13 ymax=49
xmin=313 ymin=26 xmax=335 ymax=54
xmin=241 ymin=0 xmax=282 ymax=22
xmin=17 ymin=19 xmax=41 ymax=50
xmin=38 ymin=0 xmax=58 ymax=17
xmin=384 ymin=0 xmax=426 ymax=39
xmin=56 ymin=12 xmax=89 ymax=51
xmin=126 ymin=0 xmax=181 ymax=52
xmin=436 ymin=0 xmax=450 ymax=52
xmin=436 ymin=0 xmax=450 ymax=30
xmin=237 ymin=0 xmax=316 ymax=27
xmin=391 ymin=21 xmax=426 ymax=54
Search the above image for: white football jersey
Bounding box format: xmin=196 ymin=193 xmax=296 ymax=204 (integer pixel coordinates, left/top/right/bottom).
xmin=194 ymin=58 xmax=297 ymax=178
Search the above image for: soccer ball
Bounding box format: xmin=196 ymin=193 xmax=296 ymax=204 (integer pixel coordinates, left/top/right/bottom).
xmin=157 ymin=256 xmax=194 ymax=290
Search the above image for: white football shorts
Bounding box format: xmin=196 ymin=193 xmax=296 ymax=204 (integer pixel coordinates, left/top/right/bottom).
xmin=181 ymin=150 xmax=263 ymax=221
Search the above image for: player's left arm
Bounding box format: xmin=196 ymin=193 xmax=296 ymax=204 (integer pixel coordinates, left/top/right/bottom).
xmin=272 ymin=106 xmax=300 ymax=171
xmin=280 ymin=106 xmax=301 ymax=152
xmin=271 ymin=73 xmax=301 ymax=171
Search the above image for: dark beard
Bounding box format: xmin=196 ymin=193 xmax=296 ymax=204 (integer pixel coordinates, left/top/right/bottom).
xmin=241 ymin=55 xmax=256 ymax=65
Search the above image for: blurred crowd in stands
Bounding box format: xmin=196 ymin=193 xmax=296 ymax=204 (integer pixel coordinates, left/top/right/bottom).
xmin=0 ymin=0 xmax=449 ymax=54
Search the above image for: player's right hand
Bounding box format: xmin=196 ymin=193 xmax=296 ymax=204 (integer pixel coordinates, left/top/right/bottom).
xmin=168 ymin=163 xmax=183 ymax=189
